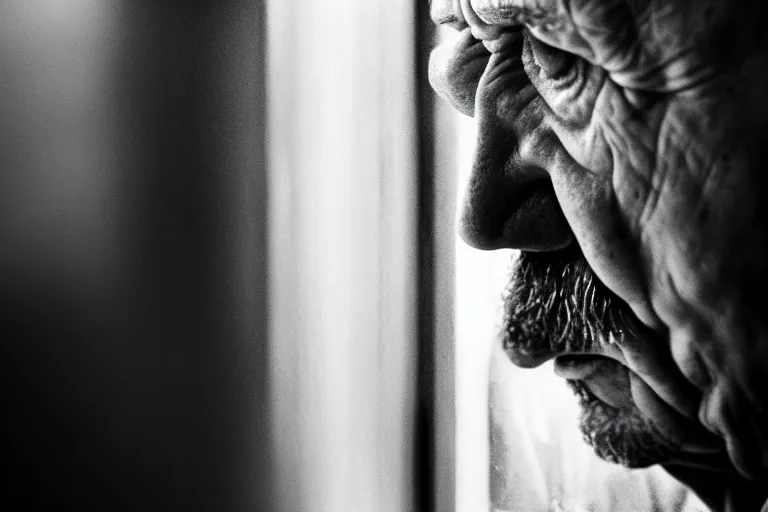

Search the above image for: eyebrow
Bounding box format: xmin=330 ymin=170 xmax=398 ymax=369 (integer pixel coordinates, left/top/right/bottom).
xmin=475 ymin=5 xmax=559 ymax=28
xmin=429 ymin=2 xmax=559 ymax=29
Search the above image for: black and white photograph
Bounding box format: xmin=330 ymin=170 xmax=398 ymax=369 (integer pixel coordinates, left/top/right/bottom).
xmin=3 ymin=1 xmax=768 ymax=510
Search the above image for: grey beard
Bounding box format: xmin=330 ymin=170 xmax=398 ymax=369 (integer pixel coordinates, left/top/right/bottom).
xmin=502 ymin=246 xmax=679 ymax=468
xmin=568 ymin=377 xmax=677 ymax=468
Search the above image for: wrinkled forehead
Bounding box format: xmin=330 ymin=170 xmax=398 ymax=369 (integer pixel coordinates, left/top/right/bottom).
xmin=430 ymin=0 xmax=562 ymax=28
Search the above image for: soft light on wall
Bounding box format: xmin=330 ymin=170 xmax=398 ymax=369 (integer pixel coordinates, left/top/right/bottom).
xmin=267 ymin=1 xmax=420 ymax=511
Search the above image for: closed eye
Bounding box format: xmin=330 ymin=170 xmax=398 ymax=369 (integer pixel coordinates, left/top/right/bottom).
xmin=522 ymin=30 xmax=601 ymax=130
xmin=527 ymin=34 xmax=577 ymax=81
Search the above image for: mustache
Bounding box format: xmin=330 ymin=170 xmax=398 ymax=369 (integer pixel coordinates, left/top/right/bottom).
xmin=501 ymin=245 xmax=640 ymax=359
xmin=502 ymin=245 xmax=683 ymax=468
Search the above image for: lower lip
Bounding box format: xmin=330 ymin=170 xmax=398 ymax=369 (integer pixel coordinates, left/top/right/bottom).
xmin=554 ymin=356 xmax=605 ymax=380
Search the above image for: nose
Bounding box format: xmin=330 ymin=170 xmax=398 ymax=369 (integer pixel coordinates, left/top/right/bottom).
xmin=428 ymin=10 xmax=573 ymax=252
xmin=458 ymin=92 xmax=573 ymax=252
xmin=444 ymin=11 xmax=573 ymax=252
xmin=458 ymin=169 xmax=573 ymax=251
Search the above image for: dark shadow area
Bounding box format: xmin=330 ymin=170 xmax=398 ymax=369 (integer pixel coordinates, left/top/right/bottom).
xmin=0 ymin=3 xmax=270 ymax=510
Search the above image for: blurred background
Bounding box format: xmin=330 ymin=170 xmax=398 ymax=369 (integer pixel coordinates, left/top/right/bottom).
xmin=0 ymin=2 xmax=702 ymax=511
xmin=0 ymin=1 xmax=437 ymax=510
xmin=2 ymin=2 xmax=271 ymax=510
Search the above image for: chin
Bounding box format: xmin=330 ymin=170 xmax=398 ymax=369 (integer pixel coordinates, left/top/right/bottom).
xmin=567 ymin=379 xmax=679 ymax=468
xmin=503 ymin=246 xmax=683 ymax=468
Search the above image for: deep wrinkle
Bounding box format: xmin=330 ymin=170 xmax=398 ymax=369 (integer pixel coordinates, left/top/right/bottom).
xmin=475 ymin=3 xmax=565 ymax=29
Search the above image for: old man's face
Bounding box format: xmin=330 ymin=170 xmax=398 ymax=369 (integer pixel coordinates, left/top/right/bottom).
xmin=430 ymin=0 xmax=768 ymax=476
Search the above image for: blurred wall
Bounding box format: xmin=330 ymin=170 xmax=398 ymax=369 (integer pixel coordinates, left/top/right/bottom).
xmin=0 ymin=2 xmax=270 ymax=510
xmin=267 ymin=1 xmax=420 ymax=511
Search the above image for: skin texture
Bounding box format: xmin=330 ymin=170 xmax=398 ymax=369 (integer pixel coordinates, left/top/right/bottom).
xmin=500 ymin=246 xmax=765 ymax=511
xmin=430 ymin=0 xmax=768 ymax=508
xmin=501 ymin=246 xmax=701 ymax=468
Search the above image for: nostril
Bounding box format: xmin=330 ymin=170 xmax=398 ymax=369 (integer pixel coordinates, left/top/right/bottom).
xmin=459 ymin=215 xmax=505 ymax=251
xmin=459 ymin=179 xmax=574 ymax=251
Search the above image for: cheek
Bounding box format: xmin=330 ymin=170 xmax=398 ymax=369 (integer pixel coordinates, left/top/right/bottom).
xmin=548 ymin=162 xmax=653 ymax=326
xmin=543 ymin=87 xmax=666 ymax=330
